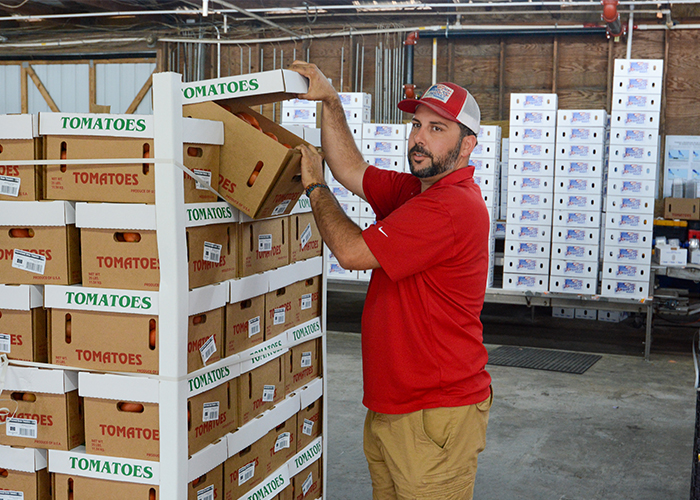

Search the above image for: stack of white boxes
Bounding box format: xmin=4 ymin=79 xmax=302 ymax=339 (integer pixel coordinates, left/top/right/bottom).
xmin=499 ymin=137 xmax=510 ymax=223
xmin=280 ymin=98 xmax=318 ymax=128
xmin=503 ymin=93 xmax=558 ymax=292
xmin=549 ymin=109 xmax=608 ymax=296
xmin=601 ymin=59 xmax=662 ymax=300
xmin=472 ymin=125 xmax=502 ymax=288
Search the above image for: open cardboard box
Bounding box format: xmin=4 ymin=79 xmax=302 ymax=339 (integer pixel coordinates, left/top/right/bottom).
xmin=0 ymin=445 xmax=50 ymax=500
xmin=182 ymin=69 xmax=311 ymax=220
xmin=286 ymin=341 xmax=321 ymax=396
xmin=188 ymin=462 xmax=223 ymax=500
xmin=41 ymin=113 xmax=223 ymax=204
xmin=289 ymin=212 xmax=322 ymax=264
xmin=52 ymin=474 xmax=159 ymax=500
xmin=223 ymin=427 xmax=273 ymax=500
xmin=238 ymin=216 xmax=290 ymax=277
xmin=0 ymin=284 xmax=47 ymax=362
xmin=238 ymin=352 xmax=287 ymax=426
xmin=0 ymin=200 xmax=81 ymax=285
xmin=0 ymin=114 xmax=42 ymax=201
xmin=188 ymin=283 xmax=228 ymax=373
xmin=226 ymin=292 xmax=266 ymax=357
xmin=0 ymin=365 xmax=83 ymax=450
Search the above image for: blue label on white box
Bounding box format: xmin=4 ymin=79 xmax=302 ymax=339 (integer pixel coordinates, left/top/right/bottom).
xmin=518 ymin=259 xmax=536 ymax=270
xmin=622 ymin=181 xmax=642 ymax=192
xmin=521 ymin=178 xmax=540 ymax=189
xmin=568 ymin=179 xmax=587 ymax=191
xmin=565 ymin=262 xmax=584 ymax=274
xmin=630 ymin=62 xmax=649 ymax=73
xmin=373 ymin=126 xmax=393 ymax=137
xmin=471 ymin=159 xmax=483 ymax=169
xmin=519 ymin=227 xmax=538 ymax=238
xmin=618 ymin=231 xmax=639 ymax=243
xmin=294 ymin=109 xmax=312 ymax=119
xmin=567 ymin=229 xmax=585 ymax=241
xmin=472 ymin=144 xmax=483 ymax=155
xmin=617 ymin=265 xmax=637 ymax=276
xmin=564 ymin=279 xmax=583 ymax=290
xmin=524 ymin=112 xmax=543 ymax=123
xmin=616 ymin=281 xmax=635 ymax=293
xmin=521 ymin=194 xmax=541 ymax=205
xmin=624 ymin=147 xmax=644 ymax=159
xmin=571 ymin=112 xmax=591 ymax=123
xmin=622 ymin=164 xmax=642 ymax=176
xmin=620 ymin=215 xmax=640 ymax=226
xmin=567 ymin=196 xmax=587 ymax=207
xmin=520 ymin=210 xmax=540 ymax=221
xmin=571 ymin=128 xmax=590 ymax=140
xmin=625 ymin=130 xmax=644 ymax=142
xmin=373 ymin=142 xmax=392 ymax=153
xmin=519 ymin=243 xmax=538 ymax=254
xmin=628 ymin=78 xmax=649 ymax=90
xmin=569 ymin=162 xmax=589 ymax=174
xmin=567 ymin=213 xmax=585 ymax=224
xmin=566 ymin=246 xmax=584 ymax=258
xmin=621 ymin=198 xmax=641 ymax=209
xmin=625 ymin=113 xmax=646 ymax=124
xmin=522 ymin=161 xmax=541 ymax=172
xmin=626 ymin=95 xmax=647 ymax=107
xmin=525 ymin=95 xmax=544 ymax=106
xmin=569 ymin=145 xmax=589 ymax=157
xmin=523 ymin=145 xmax=542 ymax=156
xmin=518 ymin=276 xmax=536 ymax=286
xmin=375 ymin=157 xmax=391 ymax=169
xmin=618 ymin=248 xmax=638 ymax=260
xmin=524 ymin=128 xmax=542 ymax=139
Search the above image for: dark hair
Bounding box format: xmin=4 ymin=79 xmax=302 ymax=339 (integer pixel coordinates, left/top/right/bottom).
xmin=457 ymin=122 xmax=477 ymax=139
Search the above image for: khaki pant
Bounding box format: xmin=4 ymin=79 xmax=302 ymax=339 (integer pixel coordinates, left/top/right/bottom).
xmin=363 ymin=388 xmax=493 ymax=500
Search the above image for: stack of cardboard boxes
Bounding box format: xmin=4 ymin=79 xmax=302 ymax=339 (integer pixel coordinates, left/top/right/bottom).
xmin=503 ymin=93 xmax=558 ymax=291
xmin=601 ymin=59 xmax=662 ymax=300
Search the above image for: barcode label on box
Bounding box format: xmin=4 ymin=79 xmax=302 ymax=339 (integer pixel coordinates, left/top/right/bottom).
xmin=238 ymin=462 xmax=255 ymax=486
xmin=12 ymin=249 xmax=45 ymax=275
xmin=0 ymin=490 xmax=24 ymax=500
xmin=203 ymin=241 xmax=222 ymax=263
xmin=0 ymin=175 xmax=20 ymax=197
xmin=196 ymin=484 xmax=214 ymax=500
xmin=301 ymin=293 xmax=312 ymax=310
xmin=303 ymin=418 xmax=315 ymax=436
xmin=194 ymin=169 xmax=212 ymax=190
xmin=248 ymin=316 xmax=261 ymax=337
xmin=202 ymin=401 xmax=220 ymax=422
xmin=199 ymin=336 xmax=217 ymax=364
xmin=301 ymin=351 xmax=312 ymax=368
xmin=262 ymin=384 xmax=275 ymax=402
xmin=300 ymin=223 xmax=313 ymax=249
xmin=274 ymin=307 xmax=286 ymax=325
xmin=302 ymin=472 xmax=313 ymax=496
xmin=0 ymin=333 xmax=10 ymax=353
xmin=274 ymin=432 xmax=291 ymax=453
xmin=6 ymin=417 xmax=37 ymax=439
xmin=272 ymin=199 xmax=291 ymax=216
xmin=258 ymin=234 xmax=273 ymax=252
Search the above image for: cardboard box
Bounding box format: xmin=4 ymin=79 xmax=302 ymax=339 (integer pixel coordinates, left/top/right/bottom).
xmin=0 ymin=365 xmax=83 ymax=450
xmin=187 ymin=222 xmax=239 ymax=289
xmin=502 ymin=273 xmax=549 ymax=292
xmin=297 ymin=398 xmax=322 ymax=453
xmin=506 ymin=224 xmax=551 ymax=242
xmin=52 ymin=474 xmax=158 ymax=500
xmin=41 ymin=112 xmax=223 ymax=204
xmin=0 ymin=284 xmax=46 ymax=362
xmin=291 ymin=277 xmax=321 ymax=328
xmin=602 ymin=262 xmax=650 ymax=281
xmin=289 ymin=212 xmax=322 ymax=264
xmin=549 ymin=276 xmax=597 ymax=294
xmin=607 ymin=161 xmax=656 ymax=180
xmin=610 ymin=110 xmax=660 ymax=129
xmin=266 ymin=415 xmax=297 ymax=475
xmin=238 ymin=355 xmax=286 ymax=426
xmin=555 ymin=160 xmax=604 ymax=178
xmin=600 ymin=278 xmax=650 ymax=299
xmin=551 ymin=227 xmax=600 ymax=245
xmin=604 ymin=229 xmax=652 ymax=248
xmin=224 ymin=432 xmax=272 ymax=500
xmin=611 ymin=93 xmax=661 ymax=112
xmin=0 ymin=201 xmax=81 ymax=285
xmin=503 ymin=241 xmax=550 ymax=259
xmin=664 ymin=198 xmax=700 ymax=220
xmin=188 ymin=381 xmax=237 ymax=456
xmin=0 ymin=446 xmax=50 ymax=500
xmin=551 ymin=243 xmax=599 ymax=262
xmin=188 ymin=307 xmax=225 ymax=373
xmin=188 ymin=463 xmax=223 ymax=500
xmin=238 ymin=216 xmax=290 ymax=277
xmin=184 ymin=93 xmax=310 ymax=220
xmin=510 ymin=93 xmax=558 ymax=111
xmin=557 ymin=109 xmax=607 ymax=126
xmin=226 ymin=294 xmax=266 ymax=356
xmin=554 ymin=177 xmax=602 ymax=196
xmin=289 ymin=459 xmax=321 ymax=500
xmin=0 ymin=114 xmax=42 ymax=201
xmin=265 ymin=285 xmax=297 ymax=341
xmin=550 ymin=259 xmax=599 ymax=279
xmin=606 ymin=195 xmax=654 ymax=214
xmin=510 ymin=126 xmax=556 ymax=144
xmin=503 ymin=256 xmax=550 ymax=275
xmin=607 ymin=179 xmax=655 ymax=198
xmin=656 ymin=245 xmax=687 ymax=266
xmin=509 ymin=109 xmax=556 ymax=127
xmin=45 ymin=285 xmax=160 ymax=374
xmin=509 ymin=143 xmax=555 ymax=161
xmin=508 ymin=159 xmax=553 ymax=176
xmin=285 ymin=339 xmax=321 ymax=395
xmin=506 ymin=207 xmax=552 ymax=226
xmin=552 ymin=307 xmax=575 ymax=319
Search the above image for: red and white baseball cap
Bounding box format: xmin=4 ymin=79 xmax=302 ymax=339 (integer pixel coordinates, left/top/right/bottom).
xmin=398 ymin=82 xmax=480 ymax=135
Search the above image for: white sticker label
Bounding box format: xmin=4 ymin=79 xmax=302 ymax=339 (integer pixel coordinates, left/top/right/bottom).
xmin=300 ymin=223 xmax=313 ymax=250
xmin=302 ymin=471 xmax=314 ymax=496
xmin=196 ymin=484 xmax=214 ymax=500
xmin=248 ymin=316 xmax=261 ymax=337
xmin=303 ymin=418 xmax=315 ymax=436
xmin=199 ymin=336 xmax=217 ymax=365
xmin=6 ymin=417 xmax=37 ymax=439
xmin=273 ymin=307 xmax=286 ymax=325
xmin=0 ymin=175 xmax=20 ymax=197
xmin=301 ymin=293 xmax=312 ymax=310
xmin=193 ymin=169 xmax=212 ymax=190
xmin=301 ymin=351 xmax=312 ymax=368
xmin=0 ymin=490 xmax=24 ymax=500
xmin=272 ymin=199 xmax=291 ymax=216
xmin=258 ymin=234 xmax=273 ymax=252
xmin=11 ymin=250 xmax=46 ymax=275
xmin=202 ymin=401 xmax=220 ymax=422
xmin=0 ymin=333 xmax=10 ymax=353
xmin=274 ymin=431 xmax=291 ymax=453
xmin=203 ymin=241 xmax=222 ymax=263
xmin=238 ymin=462 xmax=255 ymax=486
xmin=262 ymin=384 xmax=275 ymax=402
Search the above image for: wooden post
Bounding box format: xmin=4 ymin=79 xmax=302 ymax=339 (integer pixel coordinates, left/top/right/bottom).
xmin=20 ymin=63 xmax=28 ymax=114
xmin=552 ymin=35 xmax=559 ymax=94
xmin=606 ymin=38 xmax=614 ymax=113
xmin=499 ymin=38 xmax=505 ymax=121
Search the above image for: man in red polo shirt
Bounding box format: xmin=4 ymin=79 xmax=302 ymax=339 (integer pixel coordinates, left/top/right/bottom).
xmin=291 ymin=60 xmax=493 ymax=500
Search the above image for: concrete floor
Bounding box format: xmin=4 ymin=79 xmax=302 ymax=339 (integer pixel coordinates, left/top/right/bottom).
xmin=325 ymin=294 xmax=698 ymax=500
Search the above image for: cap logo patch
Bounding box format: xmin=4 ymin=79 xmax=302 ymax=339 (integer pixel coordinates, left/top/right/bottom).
xmin=423 ymin=84 xmax=454 ymax=103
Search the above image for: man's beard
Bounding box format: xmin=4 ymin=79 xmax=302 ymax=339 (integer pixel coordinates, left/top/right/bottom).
xmin=408 ymin=138 xmax=463 ymax=179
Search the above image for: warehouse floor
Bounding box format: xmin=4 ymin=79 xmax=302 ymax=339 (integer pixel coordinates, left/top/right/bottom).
xmin=325 ymin=291 xmax=697 ymax=500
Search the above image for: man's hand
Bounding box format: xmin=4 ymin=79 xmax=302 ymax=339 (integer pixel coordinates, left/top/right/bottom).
xmin=290 ymin=60 xmax=337 ymax=103
xmin=297 ymin=144 xmax=326 ymax=189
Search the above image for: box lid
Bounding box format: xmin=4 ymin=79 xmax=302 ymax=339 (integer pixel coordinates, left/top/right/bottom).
xmin=184 ymin=202 xmax=238 ymax=228
xmin=44 ymin=285 xmax=159 ymax=315
xmin=48 ymin=446 xmax=159 ymax=485
xmin=0 ymin=284 xmax=42 ymax=310
xmin=183 ymin=117 xmax=224 ymax=145
xmin=4 ymin=365 xmax=78 ymax=394
xmin=0 ymin=445 xmax=47 ymax=472
xmin=181 ymin=69 xmax=309 ymax=107
xmin=78 ymin=371 xmax=159 ymax=403
xmin=189 ymin=282 xmax=228 ymax=316
xmin=76 ymin=202 xmax=156 ymax=230
xmin=298 ymin=377 xmax=323 ymax=409
xmin=0 ymin=114 xmax=35 ymax=139
xmin=0 ymin=200 xmax=75 ymax=226
xmin=188 ymin=437 xmax=227 ymax=482
xmin=39 ymin=112 xmax=153 ymax=138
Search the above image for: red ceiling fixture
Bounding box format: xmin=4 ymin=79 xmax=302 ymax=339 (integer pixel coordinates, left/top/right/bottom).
xmin=602 ymin=0 xmax=625 ymax=39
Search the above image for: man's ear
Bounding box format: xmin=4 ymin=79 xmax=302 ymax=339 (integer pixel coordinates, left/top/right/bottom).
xmin=460 ymin=135 xmax=478 ymax=158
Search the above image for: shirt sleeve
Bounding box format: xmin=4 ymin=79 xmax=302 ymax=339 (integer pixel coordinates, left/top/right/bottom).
xmin=362 ymin=165 xmax=418 ymax=220
xmin=362 ymin=193 xmax=458 ymax=282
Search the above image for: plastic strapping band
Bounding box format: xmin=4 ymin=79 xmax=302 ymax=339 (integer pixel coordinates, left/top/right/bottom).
xmin=0 ymin=354 xmax=8 ymax=395
xmin=694 ymin=331 xmax=699 ymax=390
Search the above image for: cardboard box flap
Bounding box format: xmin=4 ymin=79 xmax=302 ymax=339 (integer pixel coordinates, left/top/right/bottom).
xmin=76 ymin=202 xmax=156 ymax=230
xmin=287 ymin=436 xmax=322 ymax=477
xmin=230 ymin=273 xmax=269 ymax=303
xmin=0 ymin=444 xmax=47 ymax=472
xmin=183 ymin=117 xmax=224 ymax=145
xmin=0 ymin=284 xmax=43 ymax=310
xmin=4 ymin=365 xmax=78 ymax=393
xmin=0 ymin=200 xmax=75 ymax=226
xmin=187 ymin=360 xmax=241 ymax=398
xmin=39 ymin=112 xmax=153 ymax=138
xmin=79 ymin=371 xmax=159 ymax=403
xmin=45 ymin=285 xmax=159 ymax=315
xmin=48 ymin=446 xmax=159 ymax=485
xmin=299 ymin=377 xmax=323 ymax=409
xmin=185 ymin=202 xmax=238 ymax=228
xmin=181 ymin=69 xmax=309 ymax=107
xmin=189 ymin=282 xmax=229 ymax=316
xmin=188 ymin=437 xmax=228 ymax=482
xmin=0 ymin=114 xmax=35 ymax=139
xmin=268 ymin=257 xmax=323 ymax=291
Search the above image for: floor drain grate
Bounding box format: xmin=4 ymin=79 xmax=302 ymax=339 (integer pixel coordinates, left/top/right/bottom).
xmin=487 ymin=346 xmax=602 ymax=374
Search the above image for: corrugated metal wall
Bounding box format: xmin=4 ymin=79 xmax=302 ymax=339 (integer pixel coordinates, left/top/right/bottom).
xmin=0 ymin=65 xmax=21 ymax=114
xmin=96 ymin=62 xmax=155 ymax=114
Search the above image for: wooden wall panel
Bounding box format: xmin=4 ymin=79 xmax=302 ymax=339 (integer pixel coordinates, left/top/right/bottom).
xmin=504 ymin=37 xmax=554 ymax=91
xmin=665 ymin=30 xmax=700 ymax=135
xmin=556 ymin=36 xmax=609 ymax=89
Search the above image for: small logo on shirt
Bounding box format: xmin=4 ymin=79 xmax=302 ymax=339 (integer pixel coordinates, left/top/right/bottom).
xmin=378 ymin=227 xmax=388 ymax=237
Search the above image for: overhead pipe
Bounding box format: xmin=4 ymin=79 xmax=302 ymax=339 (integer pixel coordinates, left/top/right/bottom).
xmin=403 ymin=30 xmax=419 ymax=99
xmin=602 ymin=0 xmax=624 ymax=39
xmin=627 ymin=4 xmax=635 ymax=57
